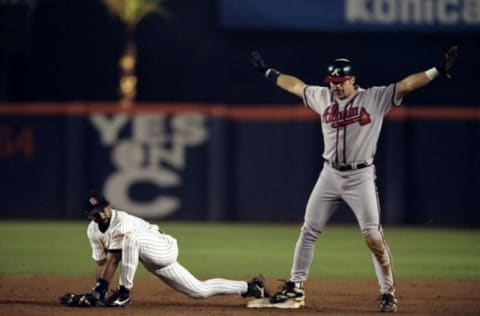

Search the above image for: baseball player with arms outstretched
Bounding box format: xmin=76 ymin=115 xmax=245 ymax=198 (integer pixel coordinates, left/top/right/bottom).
xmin=247 ymin=47 xmax=458 ymax=312
xmin=60 ymin=191 xmax=269 ymax=308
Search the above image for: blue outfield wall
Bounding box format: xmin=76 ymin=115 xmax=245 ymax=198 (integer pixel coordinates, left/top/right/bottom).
xmin=0 ymin=103 xmax=479 ymax=226
xmin=219 ymin=0 xmax=480 ymax=32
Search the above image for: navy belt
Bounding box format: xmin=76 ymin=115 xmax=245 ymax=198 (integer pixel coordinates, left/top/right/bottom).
xmin=324 ymin=159 xmax=372 ymax=171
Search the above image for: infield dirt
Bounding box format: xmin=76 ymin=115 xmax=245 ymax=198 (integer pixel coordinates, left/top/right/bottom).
xmin=0 ymin=276 xmax=479 ymax=316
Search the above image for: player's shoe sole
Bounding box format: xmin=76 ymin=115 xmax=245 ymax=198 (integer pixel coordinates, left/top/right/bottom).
xmin=247 ymin=297 xmax=305 ymax=309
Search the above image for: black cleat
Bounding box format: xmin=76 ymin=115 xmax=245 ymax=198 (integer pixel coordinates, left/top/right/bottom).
xmin=242 ymin=275 xmax=270 ymax=298
xmin=269 ymin=280 xmax=305 ymax=306
xmin=104 ymin=286 xmax=130 ymax=307
xmin=378 ymin=293 xmax=397 ymax=312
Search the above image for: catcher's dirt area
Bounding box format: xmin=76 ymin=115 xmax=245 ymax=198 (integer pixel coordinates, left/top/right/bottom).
xmin=1 ymin=276 xmax=479 ymax=316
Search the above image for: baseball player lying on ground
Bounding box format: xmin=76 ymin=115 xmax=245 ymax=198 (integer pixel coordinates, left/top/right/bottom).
xmin=247 ymin=46 xmax=458 ymax=312
xmin=60 ymin=191 xmax=269 ymax=307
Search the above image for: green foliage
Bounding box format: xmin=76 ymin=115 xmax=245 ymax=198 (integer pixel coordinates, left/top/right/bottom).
xmin=0 ymin=221 xmax=479 ymax=280
xmin=103 ymin=0 xmax=169 ymax=26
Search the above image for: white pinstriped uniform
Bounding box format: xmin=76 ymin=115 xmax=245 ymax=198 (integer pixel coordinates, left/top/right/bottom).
xmin=290 ymin=84 xmax=401 ymax=294
xmin=87 ymin=209 xmax=248 ymax=297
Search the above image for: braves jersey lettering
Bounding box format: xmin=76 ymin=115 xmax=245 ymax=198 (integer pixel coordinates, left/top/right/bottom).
xmin=323 ymin=103 xmax=372 ymax=128
xmin=303 ymin=84 xmax=401 ymax=164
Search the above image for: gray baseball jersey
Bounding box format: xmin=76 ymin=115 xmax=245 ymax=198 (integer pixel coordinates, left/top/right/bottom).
xmin=289 ymin=83 xmax=402 ymax=295
xmin=303 ymin=84 xmax=402 ymax=164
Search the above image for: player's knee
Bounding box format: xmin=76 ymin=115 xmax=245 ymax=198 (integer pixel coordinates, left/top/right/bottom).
xmin=363 ymin=230 xmax=381 ymax=243
xmin=300 ymin=223 xmax=322 ymax=244
xmin=364 ymin=232 xmax=385 ymax=255
xmin=360 ymin=223 xmax=381 ymax=237
xmin=364 ymin=233 xmax=379 ymax=249
xmin=364 ymin=233 xmax=390 ymax=267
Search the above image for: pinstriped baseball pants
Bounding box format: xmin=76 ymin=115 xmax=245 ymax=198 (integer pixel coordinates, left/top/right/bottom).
xmin=120 ymin=230 xmax=248 ymax=298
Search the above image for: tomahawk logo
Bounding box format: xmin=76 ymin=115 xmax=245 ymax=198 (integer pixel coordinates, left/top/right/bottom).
xmin=331 ymin=68 xmax=341 ymax=76
xmin=89 ymin=113 xmax=209 ymax=218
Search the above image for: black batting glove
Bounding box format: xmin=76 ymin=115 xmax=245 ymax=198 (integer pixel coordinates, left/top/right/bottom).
xmin=250 ymin=50 xmax=281 ymax=83
xmin=251 ymin=50 xmax=270 ymax=75
xmin=436 ymin=45 xmax=458 ymax=79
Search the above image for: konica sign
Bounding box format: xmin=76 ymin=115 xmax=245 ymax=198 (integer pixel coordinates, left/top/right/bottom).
xmin=219 ymin=0 xmax=480 ymax=31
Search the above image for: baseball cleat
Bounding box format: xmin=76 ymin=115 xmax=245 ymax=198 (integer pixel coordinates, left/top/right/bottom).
xmin=378 ymin=293 xmax=397 ymax=312
xmin=104 ymin=286 xmax=130 ymax=307
xmin=242 ymin=275 xmax=270 ymax=298
xmin=270 ymin=280 xmax=304 ymax=303
xmin=246 ymin=280 xmax=305 ymax=309
xmin=107 ymin=295 xmax=130 ymax=307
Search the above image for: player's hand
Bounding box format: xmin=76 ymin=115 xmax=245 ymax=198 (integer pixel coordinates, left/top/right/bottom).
xmin=437 ymin=46 xmax=458 ymax=79
xmin=250 ymin=50 xmax=269 ymax=75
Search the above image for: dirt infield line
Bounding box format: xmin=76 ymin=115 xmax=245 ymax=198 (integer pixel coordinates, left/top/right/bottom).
xmin=1 ymin=276 xmax=479 ymax=316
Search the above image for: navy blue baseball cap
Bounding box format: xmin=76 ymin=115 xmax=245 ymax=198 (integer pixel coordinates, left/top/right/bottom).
xmin=84 ymin=191 xmax=110 ymax=215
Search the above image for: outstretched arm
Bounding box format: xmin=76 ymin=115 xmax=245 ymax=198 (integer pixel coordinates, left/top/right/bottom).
xmin=397 ymin=46 xmax=458 ymax=98
xmin=275 ymin=73 xmax=306 ymax=98
xmin=251 ymin=51 xmax=306 ymax=98
xmin=396 ymin=71 xmax=435 ymax=98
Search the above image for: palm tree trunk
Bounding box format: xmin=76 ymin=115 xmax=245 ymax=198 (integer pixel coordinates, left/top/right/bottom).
xmin=119 ymin=31 xmax=137 ymax=108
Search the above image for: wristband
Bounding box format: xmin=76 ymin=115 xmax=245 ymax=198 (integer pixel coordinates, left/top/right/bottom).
xmin=265 ymin=68 xmax=281 ymax=83
xmin=425 ymin=67 xmax=439 ymax=81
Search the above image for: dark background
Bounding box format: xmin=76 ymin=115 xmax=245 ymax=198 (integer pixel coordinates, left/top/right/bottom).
xmin=0 ymin=0 xmax=479 ymax=226
xmin=1 ymin=0 xmax=479 ymax=105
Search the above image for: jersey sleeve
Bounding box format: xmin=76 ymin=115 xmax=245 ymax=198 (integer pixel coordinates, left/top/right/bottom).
xmin=108 ymin=221 xmax=129 ymax=251
xmin=87 ymin=223 xmax=106 ymax=261
xmin=303 ymin=85 xmax=329 ymax=114
xmin=367 ymin=83 xmax=403 ymax=115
